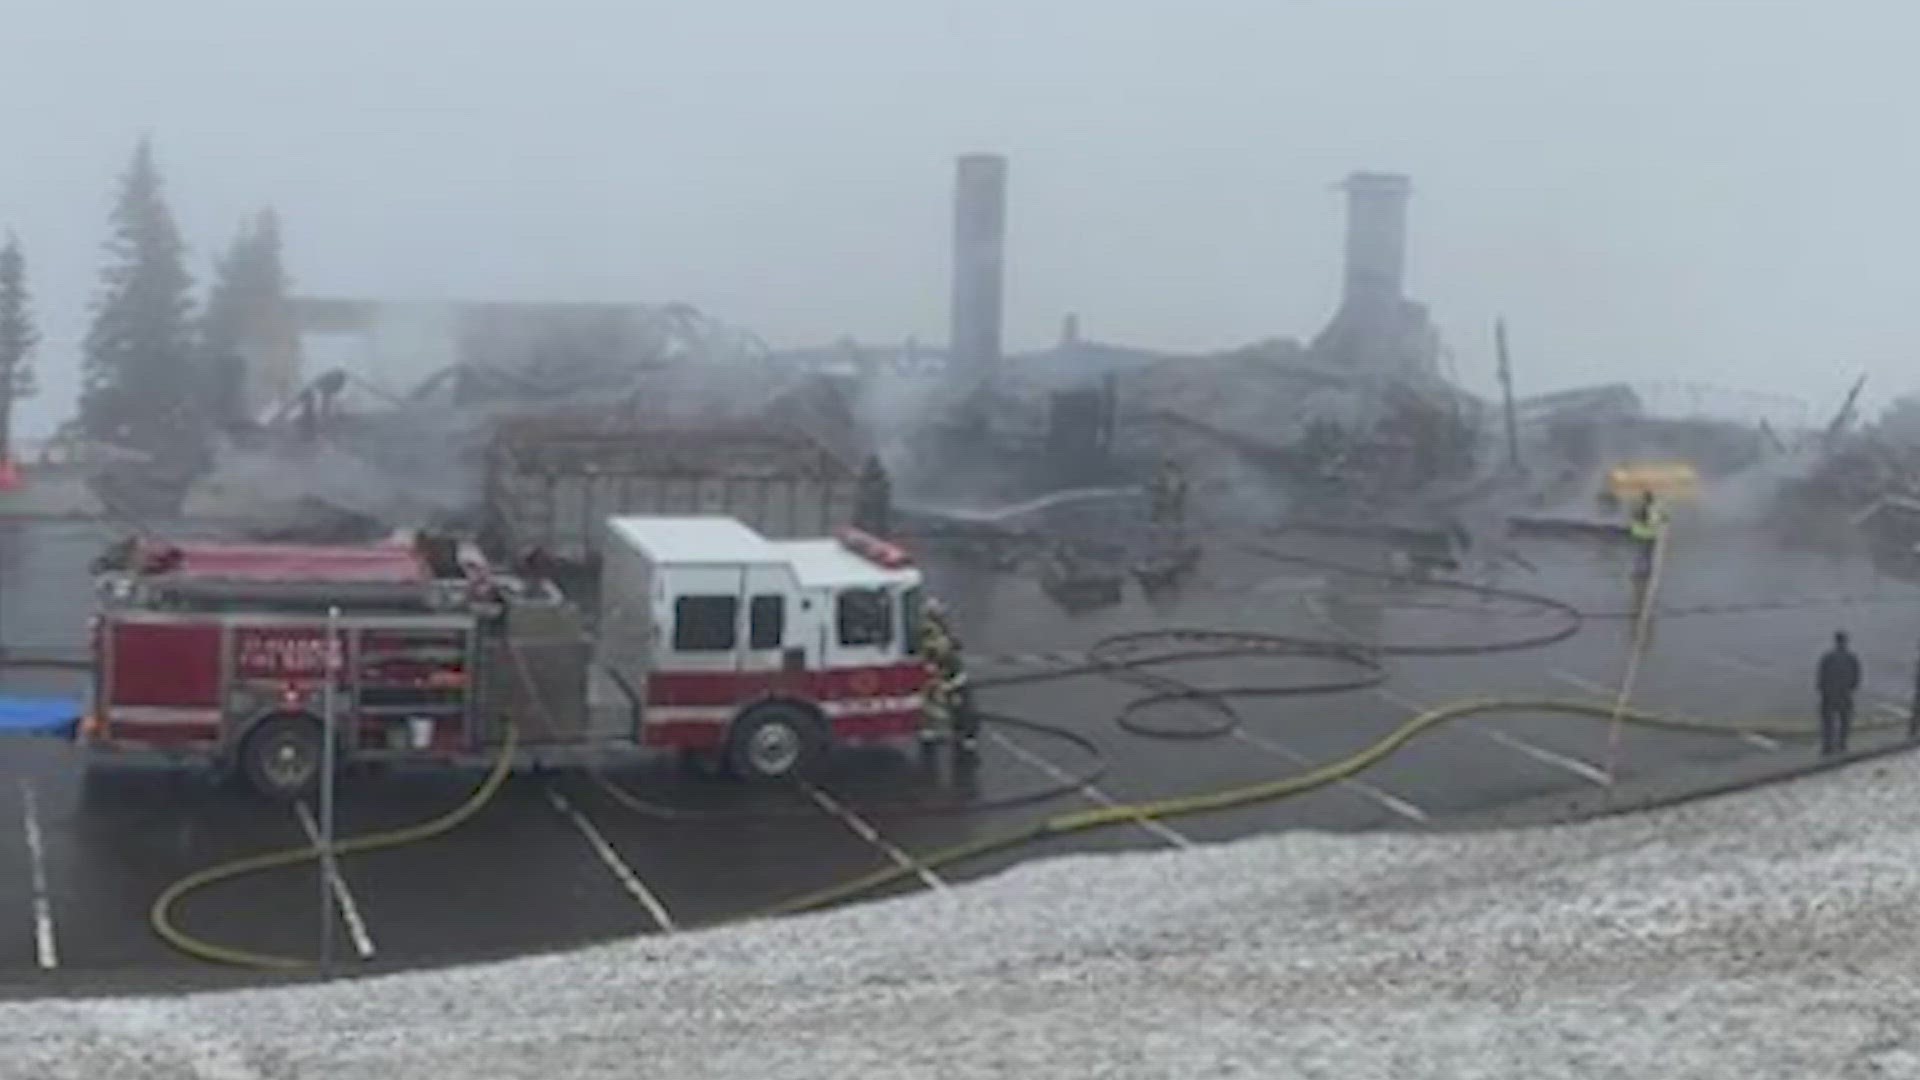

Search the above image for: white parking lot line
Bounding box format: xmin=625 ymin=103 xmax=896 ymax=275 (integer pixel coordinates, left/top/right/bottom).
xmin=1707 ymin=652 xmax=1772 ymax=676
xmin=1231 ymin=729 xmax=1428 ymax=823
xmin=1469 ymin=724 xmax=1613 ymax=785
xmin=294 ymin=802 xmax=377 ymax=959
xmin=985 ymin=730 xmax=1195 ymax=849
xmin=18 ymin=782 xmax=57 ymax=970
xmin=1548 ymin=668 xmax=1619 ymax=700
xmin=1547 ymin=668 xmax=1781 ymax=751
xmin=1376 ymin=687 xmax=1611 ymax=786
xmin=546 ymin=788 xmax=676 ymax=932
xmin=801 ymin=783 xmax=946 ymax=893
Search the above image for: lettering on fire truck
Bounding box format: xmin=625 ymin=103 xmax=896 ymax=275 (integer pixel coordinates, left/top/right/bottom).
xmin=234 ymin=627 xmax=346 ymax=680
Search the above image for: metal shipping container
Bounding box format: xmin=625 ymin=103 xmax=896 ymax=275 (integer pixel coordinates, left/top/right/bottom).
xmin=483 ymin=418 xmax=863 ymax=567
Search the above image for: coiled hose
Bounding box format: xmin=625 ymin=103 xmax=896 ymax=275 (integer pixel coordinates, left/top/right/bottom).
xmin=586 ymin=633 xmax=1386 ymax=819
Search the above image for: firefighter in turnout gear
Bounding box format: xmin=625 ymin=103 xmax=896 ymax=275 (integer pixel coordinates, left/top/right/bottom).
xmin=918 ymin=599 xmax=979 ymax=752
xmin=1148 ymin=458 xmax=1189 ymax=528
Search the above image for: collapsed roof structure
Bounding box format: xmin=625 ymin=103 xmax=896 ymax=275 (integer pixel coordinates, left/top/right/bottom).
xmin=175 ymin=300 xmax=853 ymax=539
xmin=156 ymin=156 xmax=1606 ymax=543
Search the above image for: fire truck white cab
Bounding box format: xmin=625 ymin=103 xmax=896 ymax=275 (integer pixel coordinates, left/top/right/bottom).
xmin=596 ymin=516 xmax=930 ymax=778
xmin=85 ymin=518 xmax=932 ymax=799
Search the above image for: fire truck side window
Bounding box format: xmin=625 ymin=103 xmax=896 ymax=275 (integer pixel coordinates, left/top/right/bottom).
xmin=673 ymin=595 xmax=738 ymax=652
xmin=836 ymin=588 xmax=892 ymax=648
xmin=749 ymin=594 xmax=785 ymax=650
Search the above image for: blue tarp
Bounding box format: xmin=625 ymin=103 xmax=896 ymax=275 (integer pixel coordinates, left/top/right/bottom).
xmin=0 ymin=694 xmax=81 ymax=738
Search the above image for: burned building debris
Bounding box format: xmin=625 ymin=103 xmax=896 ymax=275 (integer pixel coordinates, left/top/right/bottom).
xmin=1786 ymin=390 xmax=1920 ymax=566
xmin=73 ymin=151 xmax=1816 ymax=608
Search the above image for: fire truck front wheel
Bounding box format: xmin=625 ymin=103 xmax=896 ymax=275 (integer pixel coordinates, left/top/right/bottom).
xmin=727 ymin=704 xmax=821 ymax=780
xmin=238 ymin=713 xmax=326 ymax=801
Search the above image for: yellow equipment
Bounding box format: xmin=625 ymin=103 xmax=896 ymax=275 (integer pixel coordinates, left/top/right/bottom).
xmin=1603 ymin=461 xmax=1699 ymax=507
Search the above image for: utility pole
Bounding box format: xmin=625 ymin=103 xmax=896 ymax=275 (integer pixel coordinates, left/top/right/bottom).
xmin=1823 ymin=374 xmax=1868 ymax=451
xmin=1495 ymin=318 xmax=1521 ymax=472
xmin=319 ymin=605 xmax=340 ymax=972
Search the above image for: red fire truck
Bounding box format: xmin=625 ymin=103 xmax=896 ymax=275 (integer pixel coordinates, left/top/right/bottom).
xmin=83 ymin=518 xmax=932 ymax=799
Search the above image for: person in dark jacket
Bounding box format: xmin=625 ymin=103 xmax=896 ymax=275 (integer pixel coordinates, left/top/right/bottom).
xmin=1818 ymin=631 xmax=1863 ymax=756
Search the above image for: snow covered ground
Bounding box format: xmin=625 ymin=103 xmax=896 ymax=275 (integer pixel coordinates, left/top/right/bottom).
xmin=8 ymin=753 xmax=1920 ymax=1079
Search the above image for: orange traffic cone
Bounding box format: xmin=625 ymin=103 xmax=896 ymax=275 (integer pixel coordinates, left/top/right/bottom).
xmin=0 ymin=458 xmax=22 ymax=492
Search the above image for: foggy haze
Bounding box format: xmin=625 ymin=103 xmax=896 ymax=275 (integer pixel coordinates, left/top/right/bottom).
xmin=2 ymin=0 xmax=1914 ymax=437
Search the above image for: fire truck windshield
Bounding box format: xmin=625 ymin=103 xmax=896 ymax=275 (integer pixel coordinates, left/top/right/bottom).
xmin=836 ymin=587 xmax=893 ymax=648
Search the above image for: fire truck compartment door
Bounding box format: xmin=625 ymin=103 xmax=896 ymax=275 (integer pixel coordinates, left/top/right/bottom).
xmin=739 ymin=564 xmax=796 ymax=672
xmin=110 ymin=621 xmax=223 ymax=709
xmin=659 ymin=565 xmax=758 ymax=672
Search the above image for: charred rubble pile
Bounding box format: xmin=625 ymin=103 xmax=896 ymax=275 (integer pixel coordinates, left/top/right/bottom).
xmin=1787 ymin=396 xmax=1920 ymax=561
xmin=1798 ymin=396 xmax=1920 ymax=511
xmin=1112 ymin=338 xmax=1483 ymax=529
xmin=889 ymin=169 xmax=1490 ymax=550
xmin=129 ymin=158 xmax=1622 ymax=609
xmin=170 ymin=303 xmax=853 ymax=543
xmin=1621 ymin=416 xmax=1766 ymax=480
xmin=1103 ymin=172 xmax=1486 ymax=533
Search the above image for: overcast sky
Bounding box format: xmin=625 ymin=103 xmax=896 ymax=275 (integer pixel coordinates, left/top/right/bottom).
xmin=0 ymin=0 xmax=1912 ymax=435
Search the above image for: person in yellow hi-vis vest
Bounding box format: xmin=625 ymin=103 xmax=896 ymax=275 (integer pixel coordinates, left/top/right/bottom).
xmin=1629 ymin=491 xmax=1664 ymax=577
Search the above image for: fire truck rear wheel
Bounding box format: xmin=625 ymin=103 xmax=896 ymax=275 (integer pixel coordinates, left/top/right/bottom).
xmin=727 ymin=704 xmax=820 ymax=780
xmin=239 ymin=714 xmax=326 ymax=802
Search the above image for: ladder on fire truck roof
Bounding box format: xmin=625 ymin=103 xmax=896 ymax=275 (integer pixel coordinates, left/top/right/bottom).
xmin=107 ymin=536 xmax=486 ymax=613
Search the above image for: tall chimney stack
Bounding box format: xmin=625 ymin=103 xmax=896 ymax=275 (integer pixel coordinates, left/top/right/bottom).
xmin=950 ymin=153 xmax=1008 ymax=379
xmin=1340 ymin=171 xmax=1411 ymax=323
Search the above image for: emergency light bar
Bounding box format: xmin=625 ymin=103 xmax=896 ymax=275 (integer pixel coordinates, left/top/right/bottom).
xmin=838 ymin=528 xmax=913 ymax=569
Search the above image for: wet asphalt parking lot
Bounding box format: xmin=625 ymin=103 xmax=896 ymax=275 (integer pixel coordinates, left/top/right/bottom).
xmin=1 ymin=517 xmax=1916 ymax=992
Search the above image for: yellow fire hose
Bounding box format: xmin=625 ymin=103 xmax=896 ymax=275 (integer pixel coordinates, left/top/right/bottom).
xmin=749 ymin=524 xmax=1870 ymax=918
xmin=147 ymin=526 xmax=1877 ymax=967
xmin=148 ymin=722 xmax=519 ymax=971
xmin=748 ymin=692 xmax=1846 ymax=918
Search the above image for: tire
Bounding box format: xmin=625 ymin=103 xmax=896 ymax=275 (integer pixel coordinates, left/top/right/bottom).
xmin=239 ymin=713 xmax=327 ymax=802
xmin=727 ymin=704 xmax=820 ymax=780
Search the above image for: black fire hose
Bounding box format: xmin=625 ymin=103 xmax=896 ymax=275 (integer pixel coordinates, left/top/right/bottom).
xmin=590 ymin=548 xmax=1591 ymax=820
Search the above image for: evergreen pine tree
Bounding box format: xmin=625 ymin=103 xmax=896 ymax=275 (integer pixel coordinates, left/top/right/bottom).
xmin=0 ymin=235 xmax=36 ymax=465
xmin=201 ymin=207 xmax=291 ymax=433
xmin=79 ymin=138 xmax=198 ymax=458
